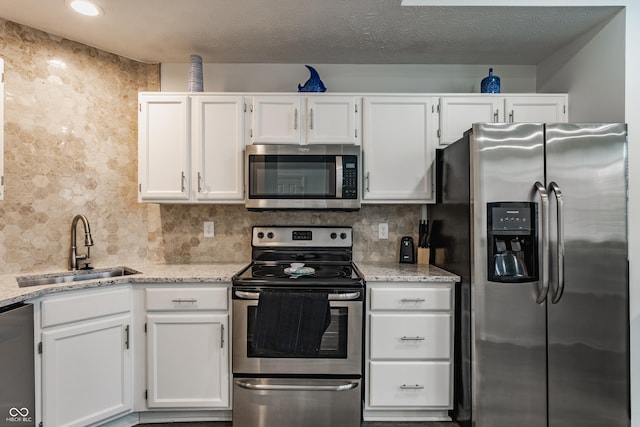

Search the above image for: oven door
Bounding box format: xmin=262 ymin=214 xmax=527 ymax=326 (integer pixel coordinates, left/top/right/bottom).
xmin=232 ymin=288 xmax=363 ymax=376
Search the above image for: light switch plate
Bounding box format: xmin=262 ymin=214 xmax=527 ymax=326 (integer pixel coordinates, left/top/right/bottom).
xmin=204 ymin=221 xmax=214 ymax=237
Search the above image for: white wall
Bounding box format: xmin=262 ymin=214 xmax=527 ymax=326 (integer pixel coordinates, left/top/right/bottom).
xmin=537 ymin=10 xmax=625 ymax=122
xmin=161 ymin=63 xmax=537 ymax=93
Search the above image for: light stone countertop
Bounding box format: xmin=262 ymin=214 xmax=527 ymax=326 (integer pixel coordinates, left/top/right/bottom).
xmin=357 ymin=262 xmax=460 ymax=283
xmin=0 ymin=261 xmax=459 ymax=308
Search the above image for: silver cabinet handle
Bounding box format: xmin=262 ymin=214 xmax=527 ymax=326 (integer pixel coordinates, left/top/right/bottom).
xmin=401 ymin=298 xmax=426 ymax=303
xmin=400 ymin=384 xmax=425 ymax=390
xmin=235 ymin=379 xmax=358 ymax=392
xmin=549 ymin=181 xmax=565 ymax=304
xmin=124 ymin=324 xmax=130 ymax=349
xmin=309 ymin=108 xmax=314 ymax=130
xmin=494 ymin=109 xmax=499 ymax=122
xmin=180 ymin=171 xmax=186 ymax=192
xmin=366 ymin=172 xmax=370 ymax=192
xmin=221 ymin=324 xmax=225 ymax=348
xmin=197 ymin=172 xmax=202 ymax=193
xmin=171 ymin=298 xmax=197 ymax=303
xmin=534 ymin=181 xmax=549 ymax=304
xmin=294 ymin=108 xmax=298 ymax=130
xmin=509 ymin=110 xmax=514 ymax=122
xmin=401 ymin=336 xmax=425 ymax=341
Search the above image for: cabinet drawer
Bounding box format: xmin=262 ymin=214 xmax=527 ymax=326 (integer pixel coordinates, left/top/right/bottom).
xmin=370 ymin=287 xmax=451 ymax=311
xmin=146 ymin=287 xmax=228 ymax=311
xmin=370 ymin=313 xmax=451 ymax=359
xmin=369 ymin=361 xmax=451 ymax=408
xmin=41 ymin=287 xmax=131 ymax=328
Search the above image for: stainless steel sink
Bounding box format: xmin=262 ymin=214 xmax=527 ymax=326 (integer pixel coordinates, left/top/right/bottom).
xmin=16 ymin=267 xmax=140 ymax=287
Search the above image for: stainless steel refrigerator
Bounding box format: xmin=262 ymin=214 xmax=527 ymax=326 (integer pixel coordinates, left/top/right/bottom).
xmin=429 ymin=122 xmax=629 ymax=427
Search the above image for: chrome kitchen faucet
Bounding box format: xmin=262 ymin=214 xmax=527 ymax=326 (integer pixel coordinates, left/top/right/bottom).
xmin=69 ymin=214 xmax=94 ymax=270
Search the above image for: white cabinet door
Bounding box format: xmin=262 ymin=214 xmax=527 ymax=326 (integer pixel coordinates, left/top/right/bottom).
xmin=362 ymin=96 xmax=436 ymax=203
xmin=250 ymin=96 xmax=302 ymax=144
xmin=138 ymin=94 xmax=190 ymax=201
xmin=505 ymin=95 xmax=568 ymax=123
xmin=193 ymin=95 xmax=245 ymax=202
xmin=41 ymin=313 xmax=132 ymax=427
xmin=306 ymin=96 xmax=360 ymax=145
xmin=439 ymin=96 xmax=501 ymax=145
xmin=146 ymin=312 xmax=229 ymax=408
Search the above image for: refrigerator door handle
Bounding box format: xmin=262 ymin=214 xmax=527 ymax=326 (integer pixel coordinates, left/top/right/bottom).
xmin=534 ymin=181 xmax=550 ymax=303
xmin=549 ymin=181 xmax=565 ymax=304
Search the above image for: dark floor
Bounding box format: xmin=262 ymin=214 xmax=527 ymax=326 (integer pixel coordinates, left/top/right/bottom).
xmin=137 ymin=422 xmax=459 ymax=426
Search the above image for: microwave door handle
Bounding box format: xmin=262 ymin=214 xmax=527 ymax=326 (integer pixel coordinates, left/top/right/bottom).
xmin=549 ymin=182 xmax=565 ymax=304
xmin=336 ymin=156 xmax=343 ymax=198
xmin=534 ymin=181 xmax=550 ymax=304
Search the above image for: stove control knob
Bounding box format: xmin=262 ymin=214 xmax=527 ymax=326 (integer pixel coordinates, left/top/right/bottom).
xmin=330 ymin=232 xmax=337 ymax=239
xmin=257 ymin=232 xmax=264 ymax=239
xmin=340 ymin=232 xmax=347 ymax=240
xmin=267 ymin=232 xmax=274 ymax=239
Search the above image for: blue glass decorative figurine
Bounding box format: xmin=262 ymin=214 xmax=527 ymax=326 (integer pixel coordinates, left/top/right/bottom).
xmin=298 ymin=65 xmax=327 ymax=92
xmin=481 ymin=68 xmax=501 ymax=93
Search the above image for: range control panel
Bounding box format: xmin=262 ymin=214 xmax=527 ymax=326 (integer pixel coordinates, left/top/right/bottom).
xmin=252 ymin=226 xmax=352 ymax=247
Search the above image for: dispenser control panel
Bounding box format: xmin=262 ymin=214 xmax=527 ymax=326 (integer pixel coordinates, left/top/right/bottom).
xmin=489 ymin=205 xmax=533 ymax=233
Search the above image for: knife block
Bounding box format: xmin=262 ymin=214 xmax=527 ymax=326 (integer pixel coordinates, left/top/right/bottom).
xmin=417 ymin=247 xmax=430 ymax=265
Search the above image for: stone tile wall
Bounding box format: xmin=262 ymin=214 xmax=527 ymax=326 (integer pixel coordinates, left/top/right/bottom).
xmin=0 ymin=19 xmax=159 ymax=274
xmin=0 ymin=19 xmax=424 ymax=274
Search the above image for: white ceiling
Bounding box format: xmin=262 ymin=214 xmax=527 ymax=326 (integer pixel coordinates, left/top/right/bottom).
xmin=0 ymin=0 xmax=623 ymax=65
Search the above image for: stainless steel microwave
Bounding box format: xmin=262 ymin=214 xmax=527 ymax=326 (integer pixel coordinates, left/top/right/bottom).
xmin=245 ymin=144 xmax=361 ymax=210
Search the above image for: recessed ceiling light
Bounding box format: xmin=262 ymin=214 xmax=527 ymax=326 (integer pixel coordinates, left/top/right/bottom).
xmin=68 ymin=0 xmax=104 ymax=17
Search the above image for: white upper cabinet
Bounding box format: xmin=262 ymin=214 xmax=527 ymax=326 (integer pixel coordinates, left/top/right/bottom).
xmin=439 ymin=96 xmax=501 ymax=146
xmin=438 ymin=94 xmax=568 ymax=145
xmin=250 ymin=96 xmax=302 ymax=144
xmin=306 ymin=96 xmax=360 ymax=145
xmin=362 ymin=96 xmax=437 ymax=203
xmin=505 ymin=95 xmax=568 ymax=124
xmin=138 ymin=93 xmax=245 ymax=203
xmin=192 ymin=95 xmax=245 ymax=202
xmin=138 ymin=94 xmax=191 ymax=201
xmin=250 ymin=95 xmax=360 ymax=145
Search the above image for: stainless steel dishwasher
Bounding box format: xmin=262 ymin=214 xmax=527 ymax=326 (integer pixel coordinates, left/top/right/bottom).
xmin=0 ymin=303 xmax=35 ymax=426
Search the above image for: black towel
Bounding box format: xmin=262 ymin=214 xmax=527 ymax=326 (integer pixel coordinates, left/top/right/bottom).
xmin=252 ymin=290 xmax=331 ymax=357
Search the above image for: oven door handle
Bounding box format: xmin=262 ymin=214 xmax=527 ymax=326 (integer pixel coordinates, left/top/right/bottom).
xmin=234 ymin=290 xmax=361 ymax=301
xmin=234 ymin=379 xmax=359 ymax=392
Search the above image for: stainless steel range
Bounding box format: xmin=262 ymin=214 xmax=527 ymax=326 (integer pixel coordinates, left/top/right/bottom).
xmin=231 ymin=226 xmax=365 ymax=427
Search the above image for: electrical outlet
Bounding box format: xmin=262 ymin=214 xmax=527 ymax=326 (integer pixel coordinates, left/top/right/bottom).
xmin=378 ymin=223 xmax=388 ymax=240
xmin=204 ymin=221 xmax=214 ymax=238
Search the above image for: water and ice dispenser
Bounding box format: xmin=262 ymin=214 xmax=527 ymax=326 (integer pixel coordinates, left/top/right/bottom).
xmin=487 ymin=202 xmax=538 ymax=283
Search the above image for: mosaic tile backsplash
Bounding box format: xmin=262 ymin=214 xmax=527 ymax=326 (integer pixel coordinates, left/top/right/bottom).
xmin=0 ymin=19 xmax=423 ymax=275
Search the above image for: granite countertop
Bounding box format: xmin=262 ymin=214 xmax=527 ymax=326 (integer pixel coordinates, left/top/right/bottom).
xmin=357 ymin=262 xmax=460 ymax=283
xmin=0 ymin=261 xmax=459 ymax=308
xmin=0 ymin=262 xmax=250 ymax=308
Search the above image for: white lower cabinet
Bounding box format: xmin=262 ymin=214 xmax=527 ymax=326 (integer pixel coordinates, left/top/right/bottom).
xmin=364 ymin=283 xmax=454 ymax=421
xmin=145 ymin=286 xmax=230 ymax=409
xmin=37 ymin=287 xmax=133 ymax=427
xmin=369 ymin=361 xmax=452 ymax=408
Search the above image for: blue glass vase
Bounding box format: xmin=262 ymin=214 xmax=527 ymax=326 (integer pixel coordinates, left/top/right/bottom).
xmin=481 ymin=68 xmax=501 ymax=93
